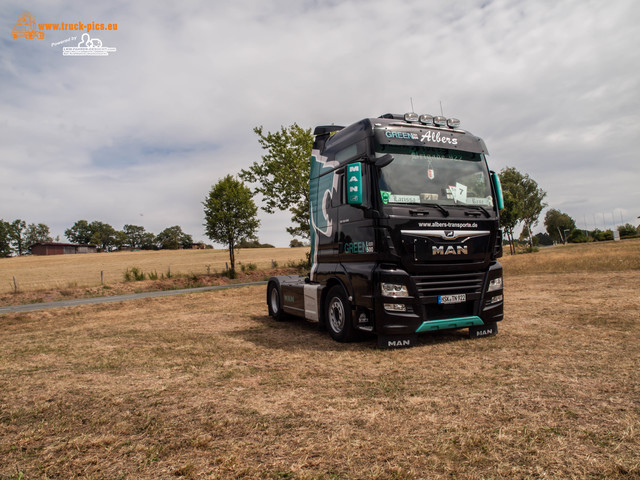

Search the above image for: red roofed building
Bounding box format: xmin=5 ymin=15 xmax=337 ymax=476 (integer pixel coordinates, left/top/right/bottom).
xmin=30 ymin=242 xmax=97 ymax=256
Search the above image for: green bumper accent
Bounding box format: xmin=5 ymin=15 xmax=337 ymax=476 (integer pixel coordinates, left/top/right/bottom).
xmin=415 ymin=316 xmax=484 ymax=333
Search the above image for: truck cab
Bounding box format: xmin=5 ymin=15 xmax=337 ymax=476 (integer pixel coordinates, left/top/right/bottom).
xmin=268 ymin=113 xmax=504 ymax=348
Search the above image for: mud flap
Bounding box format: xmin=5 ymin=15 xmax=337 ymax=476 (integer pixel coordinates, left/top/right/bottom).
xmin=377 ymin=334 xmax=417 ymax=349
xmin=469 ymin=322 xmax=498 ymax=338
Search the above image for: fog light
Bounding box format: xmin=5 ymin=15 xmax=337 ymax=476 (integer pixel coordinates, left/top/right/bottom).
xmin=384 ymin=303 xmax=407 ymax=312
xmin=488 ymin=277 xmax=502 ymax=292
xmin=490 ymin=294 xmax=503 ymax=304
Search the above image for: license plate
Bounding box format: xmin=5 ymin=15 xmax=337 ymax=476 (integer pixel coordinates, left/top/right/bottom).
xmin=438 ymin=294 xmax=466 ymax=304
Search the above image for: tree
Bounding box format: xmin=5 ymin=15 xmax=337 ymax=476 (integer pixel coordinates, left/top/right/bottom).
xmin=289 ymin=238 xmax=306 ymax=248
xmin=65 ymin=220 xmax=93 ymax=244
xmin=240 ymin=124 xmax=313 ymax=240
xmin=544 ymin=209 xmax=576 ymax=244
xmin=618 ymin=223 xmax=638 ymax=238
xmin=237 ymin=238 xmax=275 ymax=248
xmin=122 ymin=224 xmax=155 ymax=249
xmin=155 ymin=226 xmax=193 ymax=250
xmin=0 ymin=220 xmax=11 ymax=257
xmin=113 ymin=230 xmax=129 ymax=250
xmin=533 ymin=232 xmax=553 ymax=246
xmin=8 ymin=219 xmax=27 ymax=256
xmin=65 ymin=220 xmax=118 ymax=250
xmin=499 ymin=167 xmax=547 ymax=252
xmin=88 ymin=221 xmax=117 ymax=251
xmin=203 ymin=175 xmax=260 ymax=277
xmin=24 ymin=223 xmax=53 ymax=248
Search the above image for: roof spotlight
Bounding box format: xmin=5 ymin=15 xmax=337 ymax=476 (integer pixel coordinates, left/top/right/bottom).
xmin=447 ymin=118 xmax=460 ymax=128
xmin=419 ymin=114 xmax=434 ymax=125
xmin=404 ymin=112 xmax=419 ymax=122
xmin=433 ymin=116 xmax=447 ymax=127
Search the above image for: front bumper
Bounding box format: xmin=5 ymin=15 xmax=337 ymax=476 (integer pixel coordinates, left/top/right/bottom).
xmin=371 ymin=262 xmax=503 ymax=335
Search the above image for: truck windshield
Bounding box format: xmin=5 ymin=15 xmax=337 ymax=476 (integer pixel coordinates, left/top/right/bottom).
xmin=376 ymin=145 xmax=493 ymax=208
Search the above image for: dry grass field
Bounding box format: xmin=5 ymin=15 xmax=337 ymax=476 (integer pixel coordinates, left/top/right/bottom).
xmin=0 ymin=248 xmax=309 ymax=294
xmin=1 ymin=240 xmax=639 ymax=479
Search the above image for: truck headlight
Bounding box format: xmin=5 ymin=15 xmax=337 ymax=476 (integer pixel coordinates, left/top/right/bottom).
xmin=381 ymin=283 xmax=409 ymax=298
xmin=487 ymin=277 xmax=502 ymax=292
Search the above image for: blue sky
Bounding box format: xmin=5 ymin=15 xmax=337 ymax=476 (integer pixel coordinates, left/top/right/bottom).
xmin=1 ymin=0 xmax=639 ymax=247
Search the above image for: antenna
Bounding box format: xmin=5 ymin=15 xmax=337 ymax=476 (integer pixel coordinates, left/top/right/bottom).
xmin=440 ymin=100 xmax=444 ymax=116
xmin=410 ymin=97 xmax=415 ymax=112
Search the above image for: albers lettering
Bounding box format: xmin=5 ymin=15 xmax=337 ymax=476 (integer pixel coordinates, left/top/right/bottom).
xmin=421 ymin=131 xmax=458 ymax=145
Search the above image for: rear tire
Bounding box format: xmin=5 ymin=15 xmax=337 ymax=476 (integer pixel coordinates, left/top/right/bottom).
xmin=267 ymin=282 xmax=286 ymax=321
xmin=325 ymin=285 xmax=354 ymax=342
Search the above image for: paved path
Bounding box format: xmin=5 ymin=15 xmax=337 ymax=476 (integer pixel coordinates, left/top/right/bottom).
xmin=0 ymin=281 xmax=267 ymax=314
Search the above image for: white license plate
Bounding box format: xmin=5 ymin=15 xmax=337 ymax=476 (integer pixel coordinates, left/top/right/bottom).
xmin=438 ymin=294 xmax=466 ymax=304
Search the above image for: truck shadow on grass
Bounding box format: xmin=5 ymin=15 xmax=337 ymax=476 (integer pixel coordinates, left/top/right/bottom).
xmin=233 ymin=314 xmax=472 ymax=351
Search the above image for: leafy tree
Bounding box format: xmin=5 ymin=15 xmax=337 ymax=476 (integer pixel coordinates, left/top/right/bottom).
xmin=533 ymin=232 xmax=553 ymax=246
xmin=203 ymin=175 xmax=260 ymax=277
xmin=89 ymin=221 xmax=118 ymax=251
xmin=65 ymin=220 xmax=119 ymax=250
xmin=618 ymin=223 xmax=638 ymax=238
xmin=8 ymin=219 xmax=27 ymax=255
xmin=155 ymin=226 xmax=193 ymax=250
xmin=237 ymin=238 xmax=275 ymax=248
xmin=544 ymin=209 xmax=576 ymax=244
xmin=499 ymin=167 xmax=547 ymax=251
xmin=568 ymin=229 xmax=588 ymax=243
xmin=113 ymin=230 xmax=129 ymax=250
xmin=0 ymin=220 xmax=11 ymax=257
xmin=140 ymin=232 xmax=157 ymax=250
xmin=121 ymin=224 xmax=155 ymax=249
xmin=594 ymin=229 xmax=614 ymax=241
xmin=65 ymin=220 xmax=93 ymax=244
xmin=24 ymin=223 xmax=53 ymax=248
xmin=289 ymin=238 xmax=307 ymax=248
xmin=240 ymin=124 xmax=313 ymax=240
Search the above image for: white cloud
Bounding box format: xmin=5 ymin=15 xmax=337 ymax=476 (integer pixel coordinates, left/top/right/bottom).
xmin=1 ymin=0 xmax=639 ymax=246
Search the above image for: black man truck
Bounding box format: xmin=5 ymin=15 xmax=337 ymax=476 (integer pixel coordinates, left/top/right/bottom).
xmin=267 ymin=112 xmax=505 ymax=348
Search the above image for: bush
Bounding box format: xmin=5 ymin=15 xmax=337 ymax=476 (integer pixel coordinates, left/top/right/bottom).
xmin=592 ymin=229 xmax=613 ymax=242
xmin=124 ymin=267 xmax=145 ymax=282
xmin=568 ymin=229 xmax=589 ymax=243
xmin=240 ymin=262 xmax=257 ymax=273
xmin=618 ymin=223 xmax=638 ymax=238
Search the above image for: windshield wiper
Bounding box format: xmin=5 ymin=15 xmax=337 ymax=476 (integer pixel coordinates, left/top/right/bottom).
xmin=463 ymin=205 xmax=491 ymax=218
xmin=421 ymin=203 xmax=450 ymax=217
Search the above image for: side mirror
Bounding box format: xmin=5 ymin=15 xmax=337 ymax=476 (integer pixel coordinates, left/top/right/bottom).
xmin=373 ymin=154 xmax=394 ymax=169
xmin=490 ymin=171 xmax=504 ymax=210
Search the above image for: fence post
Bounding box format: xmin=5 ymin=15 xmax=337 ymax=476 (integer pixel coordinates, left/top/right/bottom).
xmin=101 ymin=270 xmax=104 ymax=285
xmin=13 ymin=276 xmax=18 ymax=293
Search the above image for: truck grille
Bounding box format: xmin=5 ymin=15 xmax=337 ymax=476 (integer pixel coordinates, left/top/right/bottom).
xmin=413 ymin=272 xmax=484 ymax=299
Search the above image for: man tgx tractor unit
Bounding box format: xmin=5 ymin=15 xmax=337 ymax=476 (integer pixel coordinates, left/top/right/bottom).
xmin=267 ymin=112 xmax=505 ymax=348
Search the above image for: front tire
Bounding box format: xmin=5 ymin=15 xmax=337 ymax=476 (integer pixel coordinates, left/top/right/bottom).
xmin=325 ymin=285 xmax=354 ymax=342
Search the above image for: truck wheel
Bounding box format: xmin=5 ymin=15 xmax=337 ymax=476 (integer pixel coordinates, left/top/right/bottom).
xmin=325 ymin=285 xmax=354 ymax=342
xmin=267 ymin=281 xmax=286 ymax=321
